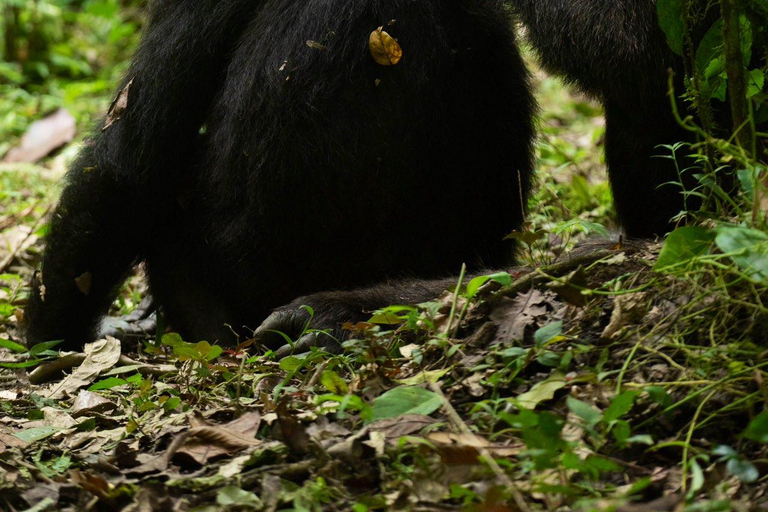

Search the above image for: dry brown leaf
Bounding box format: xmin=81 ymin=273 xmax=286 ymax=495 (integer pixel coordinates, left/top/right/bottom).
xmin=71 ymin=470 xmax=110 ymax=499
xmin=490 ymin=289 xmax=558 ymax=344
xmin=2 ymin=109 xmax=76 ymax=163
xmin=103 ymin=77 xmax=134 ymax=131
xmin=43 ymin=337 xmax=122 ymax=399
xmin=369 ymin=414 xmax=436 ymax=440
xmin=546 ymin=267 xmax=588 ymax=306
xmin=0 ymin=431 xmax=28 ymax=450
xmin=174 ymin=425 xmax=262 ymax=465
xmin=173 ymin=411 xmax=262 ymax=466
xmin=0 ymin=225 xmax=38 ymax=268
xmin=275 ymin=401 xmax=310 ymax=455
xmin=616 ymin=494 xmax=682 ymax=512
xmin=71 ymin=390 xmax=117 ymax=417
xmin=601 ymin=292 xmax=648 ymax=340
xmin=427 ymin=432 xmax=521 ymax=458
xmin=369 ymin=27 xmax=402 ymax=66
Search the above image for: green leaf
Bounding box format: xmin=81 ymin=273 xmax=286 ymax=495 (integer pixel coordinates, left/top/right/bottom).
xmin=88 ymin=377 xmax=128 ymax=390
xmin=216 ymin=486 xmax=262 ymax=507
xmin=28 ymin=339 xmax=63 ymax=356
xmin=163 ymin=397 xmax=182 ymax=411
xmin=320 ymin=369 xmax=349 ymax=394
xmin=194 ymin=341 xmax=222 ymax=361
xmin=696 ymin=20 xmax=727 ymax=102
xmin=739 ymin=15 xmax=753 ymax=66
xmin=746 ymin=0 xmax=768 ymax=16
xmin=657 ymin=0 xmax=686 ymax=55
xmin=368 ymin=311 xmax=405 ymax=324
xmin=603 ymin=391 xmax=640 ymax=423
xmin=655 ymin=226 xmax=714 ymax=271
xmin=611 ymin=419 xmax=631 ymax=444
xmin=743 ymin=411 xmax=768 ymax=443
xmin=76 ymin=418 xmax=96 ymax=432
xmin=715 ymin=225 xmax=768 ymax=283
xmin=0 ymin=339 xmax=26 ymax=353
xmin=696 ymin=20 xmax=724 ymax=77
xmin=727 ymin=457 xmax=759 ymax=483
xmin=646 ymin=386 xmax=672 ymax=408
xmin=747 ymin=69 xmax=765 ymax=98
xmin=516 ymin=376 xmax=566 ymax=409
xmin=584 ymin=455 xmax=621 ymax=473
xmin=14 ymin=426 xmax=62 ymax=443
xmin=316 ymin=393 xmax=372 ymax=420
xmin=713 ymin=445 xmax=738 ymax=458
xmin=279 ymin=356 xmax=304 ymax=372
xmin=737 ymin=166 xmax=765 ymax=197
xmin=689 ymin=458 xmax=705 ymax=497
xmin=466 ymin=272 xmax=512 ymax=299
xmin=161 ymin=332 xmax=184 ymax=346
xmin=567 ymin=396 xmax=602 ymax=427
xmin=626 ymin=434 xmax=654 ymax=445
xmin=534 ymin=321 xmax=564 ymax=347
xmin=371 ymin=387 xmax=442 ymax=421
xmin=0 ymin=359 xmax=42 ymax=369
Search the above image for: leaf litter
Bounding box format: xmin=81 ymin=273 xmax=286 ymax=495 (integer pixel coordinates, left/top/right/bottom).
xmin=0 ymin=237 xmax=767 ymax=511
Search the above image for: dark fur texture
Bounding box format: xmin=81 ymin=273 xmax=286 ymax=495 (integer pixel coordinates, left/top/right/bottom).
xmin=24 ymin=0 xmax=536 ymax=349
xmin=254 ymin=0 xmax=758 ymax=347
xmin=510 ymin=0 xmax=699 ymax=237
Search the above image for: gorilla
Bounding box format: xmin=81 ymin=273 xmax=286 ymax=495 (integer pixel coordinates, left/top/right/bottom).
xmin=25 ymin=0 xmax=754 ymax=353
xmin=24 ymin=0 xmax=535 ymax=352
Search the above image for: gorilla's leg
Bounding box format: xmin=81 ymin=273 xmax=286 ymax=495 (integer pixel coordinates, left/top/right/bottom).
xmin=24 ymin=0 xmax=260 ymax=350
xmin=508 ymin=0 xmax=697 ymax=236
xmin=604 ymin=97 xmax=696 ymax=236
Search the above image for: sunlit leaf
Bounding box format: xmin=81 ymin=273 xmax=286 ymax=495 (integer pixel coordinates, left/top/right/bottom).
xmin=655 ymin=226 xmax=714 ymax=271
xmin=371 ymin=387 xmax=441 ymax=420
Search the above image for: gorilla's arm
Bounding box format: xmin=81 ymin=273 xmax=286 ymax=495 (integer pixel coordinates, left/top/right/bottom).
xmin=254 ymin=276 xmax=465 ymax=357
xmin=24 ymin=0 xmax=259 ymax=349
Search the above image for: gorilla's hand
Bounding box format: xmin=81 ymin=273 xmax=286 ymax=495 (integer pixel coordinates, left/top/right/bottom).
xmin=253 ymin=291 xmax=370 ymax=358
xmin=253 ymin=277 xmax=461 ymax=358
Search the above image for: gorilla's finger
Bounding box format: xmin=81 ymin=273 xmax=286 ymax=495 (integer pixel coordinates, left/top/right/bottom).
xmin=253 ymin=309 xmax=310 ymax=349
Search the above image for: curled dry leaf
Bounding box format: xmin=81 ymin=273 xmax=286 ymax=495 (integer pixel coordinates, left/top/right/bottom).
xmin=71 ymin=390 xmax=117 ymax=417
xmin=43 ymin=337 xmax=122 ymax=399
xmin=601 ymin=292 xmax=649 ymax=340
xmin=103 ymin=77 xmax=134 ymax=132
xmin=369 ymin=27 xmax=402 ymax=66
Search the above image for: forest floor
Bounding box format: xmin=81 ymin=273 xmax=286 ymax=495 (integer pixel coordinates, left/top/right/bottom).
xmin=1 ymin=57 xmax=768 ymax=511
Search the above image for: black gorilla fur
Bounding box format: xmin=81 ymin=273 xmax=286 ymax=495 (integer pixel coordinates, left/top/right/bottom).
xmin=24 ymin=0 xmax=536 ymax=351
xmin=510 ymin=0 xmax=698 ymax=237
